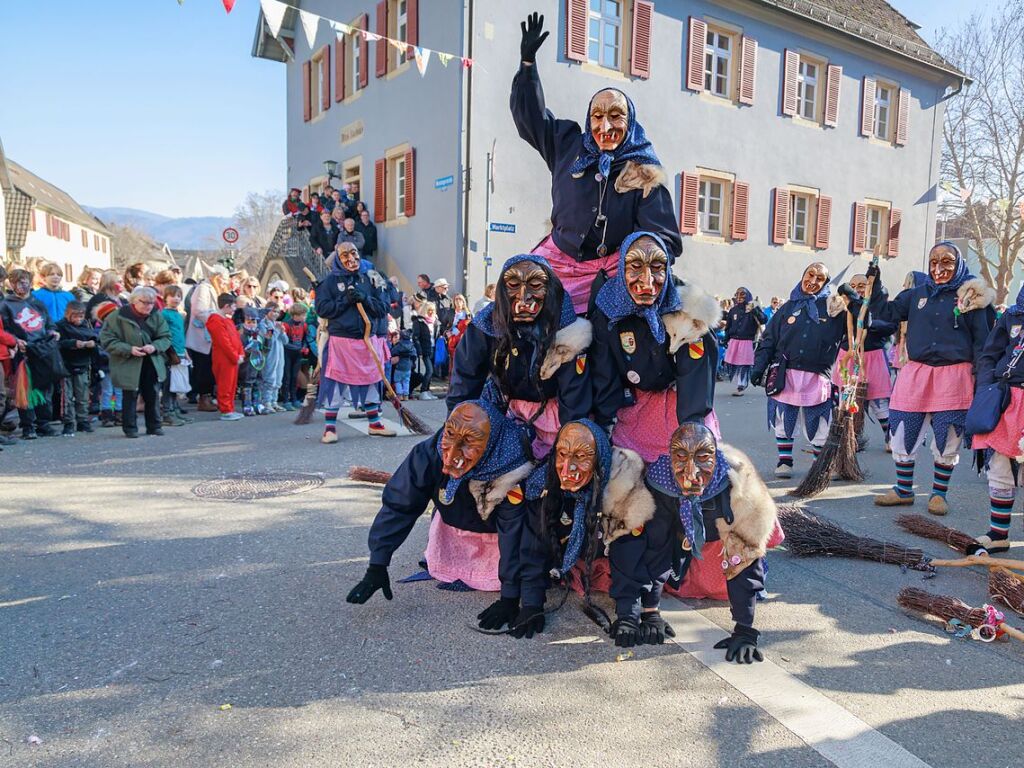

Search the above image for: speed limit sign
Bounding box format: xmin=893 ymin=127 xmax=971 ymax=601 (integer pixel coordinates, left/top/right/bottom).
xmin=222 ymin=227 xmax=240 ymax=244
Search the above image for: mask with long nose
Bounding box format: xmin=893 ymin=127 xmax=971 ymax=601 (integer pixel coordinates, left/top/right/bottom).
xmin=554 ymin=423 xmax=597 ymax=493
xmin=624 ymin=236 xmax=668 ymax=307
xmin=503 ymin=262 xmax=548 ymax=323
xmin=669 ymin=422 xmax=718 ymax=498
xmin=589 ymin=89 xmax=629 ymax=153
xmin=929 ymin=245 xmax=959 ymax=285
xmin=800 ymin=263 xmax=829 ymax=296
xmin=440 ymin=403 xmax=491 ymax=479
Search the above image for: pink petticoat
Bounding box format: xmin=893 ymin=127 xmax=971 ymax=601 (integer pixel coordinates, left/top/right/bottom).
xmin=972 ymin=386 xmax=1024 ymax=458
xmin=531 ymin=235 xmax=619 ymax=315
xmin=831 ymin=347 xmax=893 ymax=401
xmin=324 ymin=335 xmax=390 ymax=386
xmin=890 ymin=361 xmax=974 ymax=412
xmin=773 ymin=369 xmax=832 ymax=408
xmin=508 ymin=398 xmax=561 ymax=459
xmin=724 ymin=339 xmax=755 ymax=367
xmin=424 ymin=514 xmax=501 ymax=592
xmin=613 ymin=388 xmax=722 ymax=463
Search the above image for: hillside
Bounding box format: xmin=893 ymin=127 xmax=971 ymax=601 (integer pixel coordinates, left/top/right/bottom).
xmin=85 ymin=206 xmax=232 ymax=250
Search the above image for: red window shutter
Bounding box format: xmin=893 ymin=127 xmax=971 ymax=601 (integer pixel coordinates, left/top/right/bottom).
xmin=737 ymin=36 xmax=757 ymax=105
xmin=686 ymin=17 xmax=706 ymax=92
xmin=404 ymin=149 xmax=416 ymax=217
xmin=29 ymin=209 xmax=35 ymax=231
xmin=860 ymin=77 xmax=875 ymax=137
xmin=302 ymin=60 xmax=312 ymax=122
xmin=407 ymin=0 xmax=419 ymax=58
xmin=320 ymin=45 xmax=331 ymax=112
xmin=66 ymin=222 xmax=71 ymax=241
xmin=814 ymin=195 xmax=832 ymax=250
xmin=375 ymin=1 xmax=388 ymax=78
xmin=81 ymin=229 xmax=88 ymax=247
xmin=45 ymin=213 xmax=51 ymax=236
xmin=102 ymin=238 xmax=107 ymax=254
xmin=629 ymin=0 xmax=654 ymax=79
xmin=566 ymin=0 xmax=587 ymax=63
xmin=887 ymin=208 xmax=902 ymax=257
xmin=679 ymin=172 xmax=699 ymax=235
xmin=895 ymin=88 xmax=910 ymax=146
xmin=852 ymin=202 xmax=867 ymax=253
xmin=731 ymin=181 xmax=750 ymax=240
xmin=94 ymin=234 xmax=99 ymax=250
xmin=374 ymin=158 xmax=387 ymax=222
xmin=359 ymin=13 xmax=369 ymax=88
xmin=781 ymin=49 xmax=799 ymax=116
xmin=772 ymin=188 xmax=789 ymax=244
xmin=335 ymin=37 xmax=345 ymax=102
xmin=824 ymin=65 xmax=842 ymax=127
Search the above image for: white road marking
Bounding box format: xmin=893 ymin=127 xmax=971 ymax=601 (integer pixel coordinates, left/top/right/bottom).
xmin=661 ymin=598 xmax=933 ymax=768
xmin=336 ymin=407 xmax=411 ymax=436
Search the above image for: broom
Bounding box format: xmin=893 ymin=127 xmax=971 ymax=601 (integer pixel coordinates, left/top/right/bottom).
xmin=895 ymin=514 xmax=976 ymax=554
xmin=990 ymin=567 xmax=1024 ymax=615
xmin=897 ymin=586 xmax=1024 ymax=643
xmin=295 ymin=318 xmax=328 ymax=425
xmin=777 ymin=505 xmax=930 ymax=569
xmin=927 ymin=554 xmax=1024 ymax=574
xmin=348 ymin=466 xmax=394 ymax=484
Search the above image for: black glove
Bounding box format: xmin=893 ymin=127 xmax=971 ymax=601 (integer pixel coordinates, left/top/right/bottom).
xmin=866 ymin=263 xmax=881 ymax=281
xmin=713 ymin=625 xmax=763 ymax=664
xmin=509 ymin=605 xmax=546 ymax=639
xmin=611 ymin=617 xmax=641 ymax=648
xmin=837 ymin=283 xmax=859 ymax=302
xmin=348 ymin=286 xmax=368 ymax=304
xmin=520 ymin=12 xmax=549 ymax=64
xmin=477 ymin=597 xmax=520 ymax=630
xmin=750 ymin=370 xmax=764 ymax=388
xmin=346 ymin=564 xmax=393 ymax=604
xmin=639 ymin=611 xmax=676 ymax=645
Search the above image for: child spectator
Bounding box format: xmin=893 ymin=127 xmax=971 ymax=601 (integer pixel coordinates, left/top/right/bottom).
xmin=0 ymin=266 xmax=18 ymax=448
xmin=161 ymin=284 xmax=190 ymax=426
xmin=122 ymin=263 xmax=150 ymax=298
xmin=56 ymin=301 xmax=98 ymax=436
xmin=391 ymin=328 xmax=417 ymax=400
xmin=412 ymin=299 xmax=438 ymax=400
xmin=152 ymin=270 xmax=178 ymax=309
xmin=232 ymin=294 xmax=252 ymax=325
xmin=280 ymin=303 xmax=309 ymax=410
xmin=92 ymin=301 xmax=121 ymax=426
xmin=258 ymin=303 xmax=287 ymax=414
xmin=73 ymin=267 xmax=102 ymax=304
xmin=238 ymin=307 xmax=263 ymax=416
xmin=205 ymin=294 xmax=244 ymax=421
xmin=32 ymin=262 xmax=75 ymax=322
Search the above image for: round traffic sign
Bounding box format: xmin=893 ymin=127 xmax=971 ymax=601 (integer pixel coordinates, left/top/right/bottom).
xmin=222 ymin=227 xmax=240 ymax=244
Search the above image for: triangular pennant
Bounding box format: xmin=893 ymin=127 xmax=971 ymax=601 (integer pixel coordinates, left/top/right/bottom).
xmin=260 ymin=0 xmax=287 ymax=38
xmin=959 ymin=185 xmax=973 ymax=203
xmin=461 ymin=57 xmax=472 ymax=68
xmin=389 ymin=38 xmax=407 ymax=52
xmin=222 ymin=0 xmax=235 ymax=12
xmin=362 ymin=29 xmax=381 ymax=42
xmin=299 ymin=9 xmax=320 ymax=48
xmin=329 ymin=20 xmax=352 ymax=37
xmin=437 ymin=52 xmax=453 ymax=67
xmin=413 ymin=47 xmax=430 ymax=76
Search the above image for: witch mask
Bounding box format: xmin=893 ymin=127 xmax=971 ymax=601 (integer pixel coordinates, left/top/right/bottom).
xmin=554 ymin=422 xmax=597 ymax=492
xmin=624 ymin=235 xmax=668 ymax=307
xmin=589 ymin=89 xmax=628 ymax=152
xmin=800 ymin=262 xmax=829 ymax=296
xmin=669 ymin=423 xmax=718 ymax=497
xmin=929 ymin=244 xmax=958 ymax=285
xmin=503 ymin=261 xmax=548 ymax=323
xmin=440 ymin=403 xmax=491 ymax=479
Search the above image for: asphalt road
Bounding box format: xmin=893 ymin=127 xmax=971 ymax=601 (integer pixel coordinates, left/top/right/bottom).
xmin=2 ymin=388 xmax=1022 ymax=767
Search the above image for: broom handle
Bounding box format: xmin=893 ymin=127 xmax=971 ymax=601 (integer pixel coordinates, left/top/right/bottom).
xmin=356 ymin=302 xmax=402 ymax=403
xmin=999 ymin=623 xmax=1024 ymax=642
xmin=930 ymin=555 xmax=1024 ymax=573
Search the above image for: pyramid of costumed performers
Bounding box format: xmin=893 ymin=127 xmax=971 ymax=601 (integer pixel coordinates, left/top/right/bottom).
xmin=345 ymin=13 xmax=1001 ymax=662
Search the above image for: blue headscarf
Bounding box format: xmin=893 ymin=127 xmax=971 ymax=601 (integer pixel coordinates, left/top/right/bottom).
xmin=436 ymin=399 xmax=531 ymax=505
xmin=326 ymin=250 xmax=366 ymax=276
xmin=645 ymin=447 xmax=730 ymax=560
xmin=594 ymin=231 xmax=681 ymax=344
xmin=550 ymin=419 xmax=613 ymax=577
xmin=735 ymin=287 xmax=752 ymax=304
xmin=1007 ymin=285 xmax=1024 ymax=317
xmin=568 ymin=90 xmax=661 ymax=180
xmin=789 ymin=267 xmax=832 ymax=323
xmin=925 ymin=241 xmax=970 ymax=297
xmin=471 ymin=254 xmax=577 ymax=337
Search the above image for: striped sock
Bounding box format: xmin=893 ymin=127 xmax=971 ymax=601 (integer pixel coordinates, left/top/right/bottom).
xmin=878 ymin=416 xmax=890 ymax=441
xmin=324 ymin=409 xmax=338 ymax=434
xmin=365 ymin=405 xmax=382 ymax=426
xmin=894 ymin=459 xmax=915 ymax=497
xmin=812 ymin=445 xmax=823 ymax=459
xmin=776 ymin=437 xmax=794 ymax=466
xmin=989 ymin=490 xmax=1014 ymax=540
xmin=932 ymin=462 xmax=954 ymax=499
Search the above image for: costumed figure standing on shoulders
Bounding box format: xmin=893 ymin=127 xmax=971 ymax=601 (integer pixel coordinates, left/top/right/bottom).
xmin=722 ymin=287 xmax=766 ymax=396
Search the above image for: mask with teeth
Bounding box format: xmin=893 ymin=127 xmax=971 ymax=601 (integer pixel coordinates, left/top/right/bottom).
xmin=502 ymin=262 xmax=548 ymax=323
xmin=589 ymin=89 xmax=628 ymax=153
xmin=554 ymin=422 xmax=597 ymax=492
xmin=669 ymin=422 xmax=718 ymax=498
xmin=440 ymin=403 xmax=491 ymax=479
xmin=624 ymin=236 xmax=668 ymax=307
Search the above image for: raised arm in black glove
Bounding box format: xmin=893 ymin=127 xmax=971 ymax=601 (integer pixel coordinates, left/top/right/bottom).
xmin=713 ymin=625 xmax=763 ymax=664
xmin=866 ymin=262 xmax=881 ymax=282
xmin=348 ymin=286 xmax=368 ymax=304
xmin=611 ymin=616 xmax=641 ymax=648
xmin=477 ymin=597 xmax=520 ymax=630
xmin=520 ymin=12 xmax=549 ymax=64
xmin=346 ymin=564 xmax=393 ymax=604
xmin=639 ymin=611 xmax=676 ymax=645
xmin=837 ymin=283 xmax=859 ymax=303
xmin=509 ymin=605 xmax=546 ymax=639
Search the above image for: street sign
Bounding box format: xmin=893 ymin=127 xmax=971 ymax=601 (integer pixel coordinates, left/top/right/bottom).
xmin=222 ymin=227 xmax=239 ymax=244
xmin=434 ymin=175 xmax=454 ymax=190
xmin=489 ymin=222 xmax=515 ymax=233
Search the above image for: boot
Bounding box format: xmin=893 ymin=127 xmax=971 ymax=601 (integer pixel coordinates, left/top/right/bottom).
xmin=77 ymin=420 xmax=94 ymax=433
xmin=874 ymin=489 xmax=914 ymax=507
xmin=368 ymin=422 xmax=397 ymax=437
xmin=100 ymin=409 xmax=115 ymax=427
xmin=114 ymin=412 xmax=123 ymax=427
xmin=927 ymin=495 xmax=949 ymax=516
xmin=197 ymin=394 xmax=218 ymax=412
xmin=163 ymin=412 xmax=186 ymax=427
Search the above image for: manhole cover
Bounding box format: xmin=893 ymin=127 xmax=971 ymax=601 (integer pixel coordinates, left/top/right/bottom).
xmin=192 ymin=472 xmax=325 ymax=501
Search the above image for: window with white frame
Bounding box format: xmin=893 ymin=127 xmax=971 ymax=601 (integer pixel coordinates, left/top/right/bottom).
xmin=310 ymin=48 xmax=325 ymax=119
xmin=343 ymin=159 xmax=361 ymax=204
xmin=349 ymin=21 xmax=362 ymax=93
xmin=874 ymin=83 xmax=892 ymax=140
xmin=704 ymin=28 xmax=733 ymax=98
xmin=698 ymin=179 xmax=725 ymax=236
xmin=789 ymin=193 xmax=812 ymax=244
xmin=393 ymin=154 xmax=407 ymax=219
xmin=865 ymin=206 xmax=886 ymax=250
xmin=588 ymin=0 xmax=622 ymax=70
xmin=396 ymin=0 xmax=408 ymax=64
xmin=797 ymin=59 xmax=818 ymax=120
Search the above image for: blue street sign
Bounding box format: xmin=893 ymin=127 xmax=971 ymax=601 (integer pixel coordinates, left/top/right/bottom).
xmin=489 ymin=222 xmax=516 ymax=233
xmin=434 ymin=175 xmax=454 ymax=190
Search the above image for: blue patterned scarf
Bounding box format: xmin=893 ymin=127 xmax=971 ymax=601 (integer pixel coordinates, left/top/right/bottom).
xmin=645 ymin=449 xmax=730 ymax=560
xmin=788 ymin=278 xmax=831 ymax=323
xmin=1007 ymin=284 xmax=1024 ymax=317
xmin=568 ymin=90 xmax=661 ymax=180
xmin=471 ymin=254 xmax=576 ymax=338
xmin=594 ymin=230 xmax=681 ymax=344
xmin=553 ymin=420 xmax=612 ymax=577
xmin=925 ymin=241 xmax=970 ymax=297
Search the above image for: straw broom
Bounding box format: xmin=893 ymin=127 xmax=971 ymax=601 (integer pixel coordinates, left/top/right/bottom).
xmin=897 ymin=586 xmax=1024 ymax=643
xmin=295 ymin=318 xmax=328 ymax=425
xmin=895 ymin=513 xmax=977 ymax=554
xmin=990 ymin=567 xmax=1024 ymax=615
xmin=348 ymin=466 xmax=394 ymax=484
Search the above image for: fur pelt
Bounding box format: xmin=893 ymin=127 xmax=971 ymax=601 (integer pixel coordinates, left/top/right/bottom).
xmin=957 ymin=278 xmax=996 ymax=313
xmin=827 ymin=294 xmax=847 ymax=318
xmin=600 ymin=447 xmax=656 ymax=544
xmin=664 ymin=282 xmax=722 ymax=354
xmin=614 ymin=162 xmax=667 ymax=198
xmin=469 ymin=462 xmax=536 ymax=522
xmin=540 ymin=317 xmax=593 ymax=380
xmin=715 ymin=444 xmax=778 ymax=569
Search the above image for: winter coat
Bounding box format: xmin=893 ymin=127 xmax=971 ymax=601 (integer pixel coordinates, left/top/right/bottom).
xmin=99 ymin=306 xmax=172 ymax=389
xmin=314 ymin=269 xmax=388 ymax=340
xmin=32 ymin=287 xmax=75 ymax=323
xmin=391 ymin=338 xmax=417 ymax=372
xmin=724 ymin=303 xmax=767 ymax=342
xmin=56 ymin=319 xmax=99 ymax=373
xmin=355 ymin=219 xmax=378 ymax=257
xmin=184 ymin=280 xmax=219 ymax=354
xmin=0 ymin=293 xmax=55 ymax=343
xmin=752 ymin=295 xmax=850 ymax=380
xmin=161 ymin=308 xmax=187 ymax=355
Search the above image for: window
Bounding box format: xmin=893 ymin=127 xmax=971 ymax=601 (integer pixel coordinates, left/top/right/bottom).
xmin=790 ymin=194 xmax=810 ymax=244
xmin=588 ymin=0 xmax=621 ymax=70
xmin=874 ymin=83 xmax=892 ymax=140
xmin=396 ymin=0 xmax=408 ymax=64
xmin=377 ymin=146 xmax=415 ymax=223
xmin=704 ymin=28 xmax=732 ymax=98
xmin=310 ymin=48 xmax=325 ymax=119
xmin=29 ymin=209 xmax=36 ymax=231
xmin=698 ymin=179 xmax=724 ymax=236
xmin=351 ymin=25 xmax=362 ymax=93
xmin=394 ymin=155 xmax=407 ymax=218
xmin=94 ymin=234 xmax=100 ymax=251
xmin=101 ymin=237 xmax=107 ymax=254
xmin=65 ymin=263 xmax=73 ymax=282
xmin=343 ymin=159 xmax=361 ymax=204
xmin=797 ymin=60 xmax=818 ymax=120
xmin=865 ymin=206 xmax=885 ymax=250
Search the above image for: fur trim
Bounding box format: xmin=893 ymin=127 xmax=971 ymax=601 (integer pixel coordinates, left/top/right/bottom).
xmin=540 ymin=317 xmax=592 ymax=380
xmin=600 ymin=447 xmax=656 ymax=544
xmin=614 ymin=162 xmax=667 ymax=198
xmin=468 ymin=462 xmax=535 ymax=522
xmin=957 ymin=278 xmax=996 ymax=313
xmin=826 ymin=294 xmax=847 ymax=318
xmin=715 ymin=445 xmax=778 ymax=565
xmin=664 ymin=282 xmax=721 ymax=354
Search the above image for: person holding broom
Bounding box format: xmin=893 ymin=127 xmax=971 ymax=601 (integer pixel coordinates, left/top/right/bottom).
xmin=722 ymin=287 xmax=766 ymax=396
xmin=868 ymin=242 xmax=995 ymax=515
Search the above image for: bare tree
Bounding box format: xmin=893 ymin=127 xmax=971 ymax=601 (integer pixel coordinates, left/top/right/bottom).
xmin=938 ymin=0 xmax=1024 ymax=303
xmin=107 ymin=223 xmax=163 ymax=271
xmin=233 ymin=190 xmax=284 ymax=270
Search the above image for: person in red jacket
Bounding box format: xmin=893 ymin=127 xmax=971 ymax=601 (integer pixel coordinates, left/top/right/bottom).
xmin=0 ymin=301 xmax=17 ymax=448
xmin=206 ymin=293 xmax=244 ymax=421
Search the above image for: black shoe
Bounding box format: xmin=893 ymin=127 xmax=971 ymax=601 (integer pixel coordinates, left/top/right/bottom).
xmin=21 ymin=429 xmax=37 ymax=440
xmin=78 ymin=421 xmax=94 ymax=433
xmin=36 ymin=425 xmax=56 ymax=437
xmin=0 ymin=434 xmax=16 ymax=446
xmin=147 ymin=428 xmax=165 ymax=436
xmin=62 ymin=424 xmax=75 ymax=437
xmin=124 ymin=430 xmax=139 ymax=439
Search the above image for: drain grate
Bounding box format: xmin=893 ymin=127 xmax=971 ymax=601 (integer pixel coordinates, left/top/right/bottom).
xmin=192 ymin=472 xmax=325 ymax=501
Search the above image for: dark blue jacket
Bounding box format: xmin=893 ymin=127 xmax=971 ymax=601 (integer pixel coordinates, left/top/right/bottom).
xmin=724 ymin=304 xmax=766 ymax=342
xmin=838 ymin=314 xmax=896 ymax=353
xmin=510 ymin=64 xmax=682 ymax=262
xmin=752 ymin=298 xmax=847 ymax=380
xmin=976 ymin=312 xmax=1024 ymax=388
xmin=590 ymin=309 xmax=717 ymax=428
xmin=869 ymin=281 xmax=994 ymax=369
xmin=314 ymin=271 xmax=387 ymax=340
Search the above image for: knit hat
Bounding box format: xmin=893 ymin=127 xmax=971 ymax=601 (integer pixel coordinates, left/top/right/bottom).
xmin=94 ymin=300 xmax=118 ymax=322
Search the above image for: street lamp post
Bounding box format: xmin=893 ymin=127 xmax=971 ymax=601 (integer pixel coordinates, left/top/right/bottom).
xmin=323 ymin=159 xmax=339 ymax=189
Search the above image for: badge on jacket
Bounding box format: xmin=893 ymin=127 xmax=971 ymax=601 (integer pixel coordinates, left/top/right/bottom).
xmin=619 ymin=331 xmax=636 ymax=354
xmin=1012 ymin=324 xmax=1022 ymax=339
xmin=689 ymin=340 xmax=705 ymax=359
xmin=506 ymin=485 xmax=524 ymax=505
xmin=918 ymin=297 xmax=928 ymax=309
xmin=575 ymin=354 xmax=587 ymax=375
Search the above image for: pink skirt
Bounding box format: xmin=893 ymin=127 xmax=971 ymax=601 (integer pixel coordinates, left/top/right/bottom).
xmin=774 ymin=369 xmax=832 ymax=408
xmin=973 ymin=387 xmax=1024 ymax=458
xmin=324 ymin=336 xmax=389 ymax=386
xmin=613 ymin=388 xmax=722 ymax=463
xmin=724 ymin=339 xmax=755 ymax=366
xmin=890 ymin=361 xmax=974 ymax=412
xmin=424 ymin=514 xmax=501 ymax=592
xmin=831 ymin=348 xmax=893 ymax=401
xmin=532 ymin=235 xmax=619 ymax=315
xmin=508 ymin=398 xmax=560 ymax=459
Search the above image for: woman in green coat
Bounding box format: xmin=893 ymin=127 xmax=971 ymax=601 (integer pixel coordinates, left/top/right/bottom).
xmin=100 ymin=286 xmax=172 ymax=438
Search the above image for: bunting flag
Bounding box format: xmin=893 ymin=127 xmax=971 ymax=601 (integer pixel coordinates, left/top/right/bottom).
xmin=222 ymin=0 xmax=235 ymax=12
xmin=329 ymin=20 xmax=352 ymax=37
xmin=388 ymin=38 xmax=407 ymax=53
xmin=959 ymin=185 xmax=973 ymax=203
xmin=413 ymin=46 xmax=430 ymax=76
xmin=437 ymin=52 xmax=453 ymax=67
xmin=362 ymin=29 xmax=382 ymax=42
xmin=299 ymin=9 xmax=320 ymax=48
xmin=261 ymin=0 xmax=287 ymax=38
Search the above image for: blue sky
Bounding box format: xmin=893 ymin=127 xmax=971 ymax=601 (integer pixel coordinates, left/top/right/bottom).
xmin=0 ymin=0 xmax=981 ymax=218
